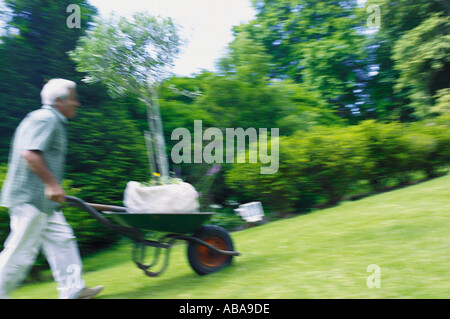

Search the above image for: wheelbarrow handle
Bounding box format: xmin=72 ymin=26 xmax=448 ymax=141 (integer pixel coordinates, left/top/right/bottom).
xmin=85 ymin=202 xmax=127 ymax=212
xmin=64 ymin=195 xmax=142 ymax=241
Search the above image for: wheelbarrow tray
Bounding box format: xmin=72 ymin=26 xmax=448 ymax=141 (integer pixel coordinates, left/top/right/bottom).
xmin=103 ymin=211 xmax=213 ymax=234
xmin=64 ymin=195 xmax=239 ymax=277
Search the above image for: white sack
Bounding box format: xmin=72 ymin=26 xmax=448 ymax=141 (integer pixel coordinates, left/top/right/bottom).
xmin=123 ymin=181 xmax=200 ymax=214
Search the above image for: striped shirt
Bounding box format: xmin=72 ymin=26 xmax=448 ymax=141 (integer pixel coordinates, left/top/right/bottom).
xmin=0 ymin=105 xmax=67 ymax=214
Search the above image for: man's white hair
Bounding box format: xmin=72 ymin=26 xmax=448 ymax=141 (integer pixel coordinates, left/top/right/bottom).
xmin=41 ymin=78 xmax=77 ymax=105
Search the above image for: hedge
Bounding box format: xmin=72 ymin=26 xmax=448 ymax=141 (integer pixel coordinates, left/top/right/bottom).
xmin=225 ymin=116 xmax=450 ymax=214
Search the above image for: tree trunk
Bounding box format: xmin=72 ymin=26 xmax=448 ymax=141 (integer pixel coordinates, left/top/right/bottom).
xmin=143 ymin=86 xmax=169 ymax=181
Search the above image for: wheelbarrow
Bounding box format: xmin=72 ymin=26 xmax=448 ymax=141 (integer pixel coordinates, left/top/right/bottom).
xmin=64 ymin=196 xmax=240 ymax=277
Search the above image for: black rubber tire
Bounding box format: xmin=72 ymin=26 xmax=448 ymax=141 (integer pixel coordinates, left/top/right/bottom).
xmin=187 ymin=225 xmax=235 ymax=275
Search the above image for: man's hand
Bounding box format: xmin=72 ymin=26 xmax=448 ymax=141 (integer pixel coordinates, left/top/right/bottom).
xmin=44 ymin=183 xmax=65 ymax=203
xmin=21 ymin=150 xmax=66 ymax=203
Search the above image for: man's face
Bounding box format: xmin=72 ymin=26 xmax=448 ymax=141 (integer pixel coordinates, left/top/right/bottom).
xmin=55 ymin=88 xmax=80 ymax=119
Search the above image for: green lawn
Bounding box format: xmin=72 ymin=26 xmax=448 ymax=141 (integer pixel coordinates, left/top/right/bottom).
xmin=13 ymin=175 xmax=450 ymax=299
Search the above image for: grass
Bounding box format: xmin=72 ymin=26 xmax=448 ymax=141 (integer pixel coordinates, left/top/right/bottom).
xmin=12 ymin=174 xmax=450 ymax=299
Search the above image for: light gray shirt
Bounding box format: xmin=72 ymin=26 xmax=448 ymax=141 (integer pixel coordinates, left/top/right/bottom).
xmin=0 ymin=105 xmax=68 ymax=214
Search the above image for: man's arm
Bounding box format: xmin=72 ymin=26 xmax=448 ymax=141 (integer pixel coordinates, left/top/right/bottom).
xmin=21 ymin=150 xmax=65 ymax=203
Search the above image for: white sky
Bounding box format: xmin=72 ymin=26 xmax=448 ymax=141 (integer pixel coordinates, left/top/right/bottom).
xmin=88 ymin=0 xmax=256 ymax=77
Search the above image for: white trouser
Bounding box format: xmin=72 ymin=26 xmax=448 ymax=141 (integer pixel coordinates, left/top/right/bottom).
xmin=0 ymin=203 xmax=85 ymax=299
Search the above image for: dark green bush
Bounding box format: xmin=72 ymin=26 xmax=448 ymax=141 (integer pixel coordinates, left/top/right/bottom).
xmin=290 ymin=125 xmax=373 ymax=205
xmin=356 ymin=120 xmax=412 ymax=190
xmin=226 ymin=125 xmax=372 ymax=212
xmin=407 ymin=116 xmax=450 ymax=177
xmin=225 ymin=119 xmax=450 ymax=215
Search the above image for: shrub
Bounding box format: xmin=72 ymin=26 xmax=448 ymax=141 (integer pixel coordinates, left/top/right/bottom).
xmin=407 ymin=115 xmax=450 ymax=177
xmin=225 ymin=136 xmax=299 ymax=213
xmin=225 ymin=118 xmax=450 ymax=215
xmin=356 ymin=120 xmax=412 ymax=189
xmin=226 ymin=125 xmax=372 ymax=212
xmin=289 ymin=126 xmax=373 ymax=205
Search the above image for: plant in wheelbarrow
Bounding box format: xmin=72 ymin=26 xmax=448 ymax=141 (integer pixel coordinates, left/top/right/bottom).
xmin=67 ymin=12 xmax=239 ymax=277
xmin=69 ymin=11 xmax=180 ymax=181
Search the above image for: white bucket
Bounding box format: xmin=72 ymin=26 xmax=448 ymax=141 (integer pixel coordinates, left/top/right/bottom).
xmin=234 ymin=202 xmax=264 ymax=222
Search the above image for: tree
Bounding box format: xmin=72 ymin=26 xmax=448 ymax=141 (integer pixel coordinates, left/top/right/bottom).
xmin=217 ymin=29 xmax=272 ymax=85
xmin=229 ymin=0 xmax=370 ymax=121
xmin=432 ymin=88 xmax=450 ymax=115
xmin=69 ymin=12 xmax=182 ymax=180
xmin=363 ymin=0 xmax=447 ymax=120
xmin=392 ymin=13 xmax=450 ymax=118
xmin=0 ymin=0 xmax=97 ymax=162
xmin=213 ymin=17 xmax=345 ymax=131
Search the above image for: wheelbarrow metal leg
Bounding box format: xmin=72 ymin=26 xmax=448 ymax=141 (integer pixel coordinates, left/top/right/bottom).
xmin=132 ymin=235 xmax=177 ymax=277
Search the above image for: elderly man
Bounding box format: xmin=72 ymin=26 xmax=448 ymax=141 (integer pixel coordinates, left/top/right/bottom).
xmin=0 ymin=79 xmax=103 ymax=299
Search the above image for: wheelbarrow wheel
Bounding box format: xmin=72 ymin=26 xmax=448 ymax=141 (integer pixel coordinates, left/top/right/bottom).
xmin=187 ymin=225 xmax=234 ymax=275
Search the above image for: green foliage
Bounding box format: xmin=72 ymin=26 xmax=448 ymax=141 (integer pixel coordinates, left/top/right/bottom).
xmin=406 ymin=115 xmax=450 ymax=177
xmin=0 ymin=163 xmax=9 ymax=249
xmin=208 ymin=206 xmax=245 ymax=231
xmin=227 ymin=126 xmax=372 ymax=211
xmin=358 ymin=117 xmax=449 ymax=184
xmin=66 ymin=99 xmax=149 ymax=206
xmin=243 ymin=0 xmax=363 ymax=80
xmin=226 ymin=136 xmax=297 ymax=212
xmin=217 ymin=29 xmax=271 ymax=85
xmin=392 ymin=13 xmax=450 ymax=118
xmin=69 ymin=12 xmax=182 ymax=98
xmin=157 ymin=75 xmax=215 ymax=146
xmin=0 ymin=0 xmax=97 ymax=162
xmin=194 ymin=75 xmax=278 ymax=129
xmin=432 ymin=88 xmax=450 ymax=115
xmin=191 ymin=73 xmax=342 ymax=133
xmin=364 ymin=0 xmax=447 ymax=120
xmin=234 ymin=0 xmax=370 ymax=120
xmin=226 ymin=119 xmax=450 ymax=213
xmin=357 ymin=120 xmax=413 ymax=188
xmin=270 ymin=80 xmax=345 ymax=134
xmin=292 ymin=126 xmax=373 ymax=205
